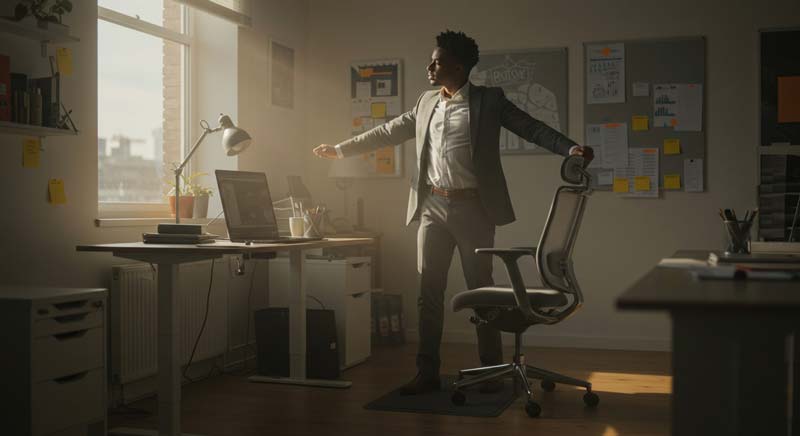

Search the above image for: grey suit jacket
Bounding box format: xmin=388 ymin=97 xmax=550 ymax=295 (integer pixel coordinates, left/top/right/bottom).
xmin=336 ymin=83 xmax=577 ymax=226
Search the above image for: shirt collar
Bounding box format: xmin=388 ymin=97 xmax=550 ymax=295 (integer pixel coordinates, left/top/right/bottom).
xmin=440 ymin=81 xmax=470 ymax=102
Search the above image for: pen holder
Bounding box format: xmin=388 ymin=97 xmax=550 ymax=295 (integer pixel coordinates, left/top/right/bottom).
xmin=304 ymin=213 xmax=322 ymax=238
xmin=724 ymin=220 xmax=751 ymax=254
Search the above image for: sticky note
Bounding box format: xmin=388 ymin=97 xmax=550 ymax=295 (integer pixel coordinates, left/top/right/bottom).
xmin=670 ymin=118 xmax=678 ymax=127
xmin=632 ymin=115 xmax=649 ymax=131
xmin=370 ymin=102 xmax=387 ymax=118
xmin=634 ymin=176 xmax=651 ymax=191
xmin=48 ymin=179 xmax=67 ymax=205
xmin=664 ymin=174 xmax=681 ymax=189
xmin=664 ymin=138 xmax=681 ymax=155
xmin=23 ymin=138 xmax=40 ymax=168
xmin=56 ymin=47 xmax=73 ymax=76
xmin=613 ymin=177 xmax=629 ymax=193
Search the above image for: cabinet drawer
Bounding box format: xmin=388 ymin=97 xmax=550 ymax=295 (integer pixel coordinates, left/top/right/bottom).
xmin=32 ymin=327 xmax=104 ymax=382
xmin=32 ymin=368 xmax=104 ymax=436
xmin=344 ymin=259 xmax=372 ymax=295
xmin=33 ymin=309 xmax=103 ymax=338
xmin=342 ymin=291 xmax=371 ymax=368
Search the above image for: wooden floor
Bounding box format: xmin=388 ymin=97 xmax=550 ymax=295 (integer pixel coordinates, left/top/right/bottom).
xmin=109 ymin=343 xmax=672 ymax=436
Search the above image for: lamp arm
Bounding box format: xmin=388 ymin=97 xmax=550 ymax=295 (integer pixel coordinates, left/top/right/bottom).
xmin=173 ymin=121 xmax=220 ymax=223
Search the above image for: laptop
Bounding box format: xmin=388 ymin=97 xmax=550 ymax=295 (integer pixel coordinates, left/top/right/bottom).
xmin=215 ymin=170 xmax=323 ymax=244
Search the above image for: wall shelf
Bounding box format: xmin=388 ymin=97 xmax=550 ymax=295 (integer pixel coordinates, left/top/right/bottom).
xmin=0 ymin=120 xmax=76 ymax=137
xmin=0 ymin=18 xmax=79 ymax=44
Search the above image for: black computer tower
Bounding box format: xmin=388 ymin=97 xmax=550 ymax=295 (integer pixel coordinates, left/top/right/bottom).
xmin=254 ymin=307 xmax=340 ymax=380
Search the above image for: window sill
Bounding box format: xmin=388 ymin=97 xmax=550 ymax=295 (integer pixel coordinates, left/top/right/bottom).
xmin=95 ymin=217 xmax=215 ymax=228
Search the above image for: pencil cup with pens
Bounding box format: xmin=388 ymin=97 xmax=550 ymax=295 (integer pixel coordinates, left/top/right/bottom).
xmin=720 ymin=208 xmax=757 ymax=254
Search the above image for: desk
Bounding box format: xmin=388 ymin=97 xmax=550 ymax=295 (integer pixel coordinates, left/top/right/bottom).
xmin=77 ymin=238 xmax=372 ymax=436
xmin=617 ymin=249 xmax=799 ymax=436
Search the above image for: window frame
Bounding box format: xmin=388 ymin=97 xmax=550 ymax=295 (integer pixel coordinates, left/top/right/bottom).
xmin=97 ymin=4 xmax=192 ymax=219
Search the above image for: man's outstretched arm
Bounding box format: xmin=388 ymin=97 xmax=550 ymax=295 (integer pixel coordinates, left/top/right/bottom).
xmin=498 ymin=89 xmax=593 ymax=162
xmin=314 ymin=93 xmax=425 ymax=160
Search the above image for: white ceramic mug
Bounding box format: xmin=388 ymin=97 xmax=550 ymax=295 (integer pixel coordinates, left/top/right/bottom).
xmin=289 ymin=217 xmax=305 ymax=237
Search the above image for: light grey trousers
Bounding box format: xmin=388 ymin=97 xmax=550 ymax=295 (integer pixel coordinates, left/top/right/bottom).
xmin=416 ymin=192 xmax=503 ymax=376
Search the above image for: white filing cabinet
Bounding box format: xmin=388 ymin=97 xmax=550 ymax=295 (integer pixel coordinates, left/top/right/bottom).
xmin=269 ymin=256 xmax=372 ymax=369
xmin=0 ymin=287 xmax=107 ymax=436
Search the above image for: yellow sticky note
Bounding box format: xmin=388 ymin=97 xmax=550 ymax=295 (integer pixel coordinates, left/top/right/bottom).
xmin=664 ymin=138 xmax=681 ymax=155
xmin=664 ymin=174 xmax=681 ymax=189
xmin=613 ymin=178 xmax=629 ymax=193
xmin=56 ymin=47 xmax=73 ymax=76
xmin=371 ymin=102 xmax=387 ymax=118
xmin=48 ymin=179 xmax=67 ymax=205
xmin=634 ymin=176 xmax=651 ymax=191
xmin=23 ymin=138 xmax=41 ymax=168
xmin=632 ymin=115 xmax=649 ymax=131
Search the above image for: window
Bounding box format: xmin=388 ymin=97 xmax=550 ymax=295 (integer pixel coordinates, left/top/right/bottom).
xmin=97 ymin=1 xmax=189 ymax=216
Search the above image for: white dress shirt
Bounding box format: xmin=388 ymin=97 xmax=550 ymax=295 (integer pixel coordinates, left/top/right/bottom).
xmin=425 ymin=82 xmax=477 ymax=189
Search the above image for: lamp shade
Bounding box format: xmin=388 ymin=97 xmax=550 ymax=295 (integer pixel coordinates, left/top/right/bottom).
xmin=218 ymin=114 xmax=252 ymax=156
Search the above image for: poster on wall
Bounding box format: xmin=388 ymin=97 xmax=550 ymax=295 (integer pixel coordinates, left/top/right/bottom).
xmin=470 ymin=48 xmax=569 ymax=154
xmin=271 ymin=41 xmax=294 ymax=109
xmin=347 ymin=59 xmax=403 ymax=177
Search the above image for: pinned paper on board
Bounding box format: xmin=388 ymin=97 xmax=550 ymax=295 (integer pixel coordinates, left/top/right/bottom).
xmin=56 ymin=47 xmax=73 ymax=76
xmin=613 ymin=177 xmax=629 ymax=193
xmin=664 ymin=174 xmax=681 ymax=190
xmin=370 ymin=102 xmax=387 ymax=119
xmin=587 ymin=43 xmax=626 ymax=104
xmin=632 ymin=115 xmax=649 ymax=131
xmin=23 ymin=138 xmax=40 ymax=168
xmin=653 ymin=83 xmax=703 ymax=131
xmin=634 ymin=176 xmax=651 ymax=191
xmin=632 ymin=82 xmax=649 ymax=97
xmin=684 ymin=158 xmax=704 ymax=192
xmin=600 ymin=123 xmax=628 ymax=169
xmin=597 ymin=170 xmax=613 ymax=185
xmin=48 ymin=179 xmax=66 ymax=204
xmin=663 ymin=138 xmax=681 ymax=155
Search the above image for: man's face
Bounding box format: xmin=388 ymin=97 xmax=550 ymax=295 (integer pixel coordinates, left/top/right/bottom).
xmin=427 ymin=47 xmax=463 ymax=87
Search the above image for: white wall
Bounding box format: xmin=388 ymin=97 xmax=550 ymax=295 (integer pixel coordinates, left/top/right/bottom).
xmin=303 ymin=0 xmax=800 ymax=351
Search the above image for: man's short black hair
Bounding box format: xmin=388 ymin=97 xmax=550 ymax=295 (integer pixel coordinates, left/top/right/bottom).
xmin=436 ymin=30 xmax=479 ymax=71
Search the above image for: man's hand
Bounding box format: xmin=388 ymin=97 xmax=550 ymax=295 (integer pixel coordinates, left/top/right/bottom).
xmin=569 ymin=145 xmax=594 ymax=165
xmin=313 ymin=144 xmax=339 ymax=160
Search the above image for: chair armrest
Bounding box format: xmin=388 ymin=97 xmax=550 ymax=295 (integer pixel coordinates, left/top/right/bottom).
xmin=475 ymin=248 xmax=537 ymax=321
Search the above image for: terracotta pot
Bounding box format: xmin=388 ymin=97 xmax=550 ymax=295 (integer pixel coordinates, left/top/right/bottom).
xmin=168 ymin=196 xmax=194 ymax=219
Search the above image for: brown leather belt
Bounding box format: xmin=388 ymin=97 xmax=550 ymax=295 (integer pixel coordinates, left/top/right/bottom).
xmin=429 ymin=185 xmax=479 ymax=199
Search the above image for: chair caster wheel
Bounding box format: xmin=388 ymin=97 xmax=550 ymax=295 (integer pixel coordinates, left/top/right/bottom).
xmin=451 ymin=390 xmax=466 ymax=406
xmin=525 ymin=399 xmax=541 ymax=418
xmin=541 ymin=380 xmax=556 ymax=392
xmin=583 ymin=391 xmax=599 ymax=407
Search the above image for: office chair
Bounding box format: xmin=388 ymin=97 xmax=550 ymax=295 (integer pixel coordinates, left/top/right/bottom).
xmin=449 ymin=155 xmax=598 ymax=418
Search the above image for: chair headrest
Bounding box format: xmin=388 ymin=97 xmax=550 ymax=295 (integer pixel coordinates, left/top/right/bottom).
xmin=560 ymin=155 xmax=591 ymax=187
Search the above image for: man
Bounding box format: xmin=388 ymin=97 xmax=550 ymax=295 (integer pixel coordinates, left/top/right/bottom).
xmin=314 ymin=30 xmax=592 ymax=395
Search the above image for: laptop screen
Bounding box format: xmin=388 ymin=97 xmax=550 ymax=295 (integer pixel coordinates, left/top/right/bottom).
xmin=215 ymin=170 xmax=279 ymax=241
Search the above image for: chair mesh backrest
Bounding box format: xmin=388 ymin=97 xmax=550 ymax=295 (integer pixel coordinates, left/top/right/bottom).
xmin=536 ymin=186 xmax=586 ymax=292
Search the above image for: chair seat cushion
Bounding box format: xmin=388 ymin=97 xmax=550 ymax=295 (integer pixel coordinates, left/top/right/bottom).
xmin=451 ymin=286 xmax=568 ymax=312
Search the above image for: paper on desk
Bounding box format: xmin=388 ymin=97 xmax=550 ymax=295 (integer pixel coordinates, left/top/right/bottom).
xmin=658 ymin=258 xmax=709 ymax=268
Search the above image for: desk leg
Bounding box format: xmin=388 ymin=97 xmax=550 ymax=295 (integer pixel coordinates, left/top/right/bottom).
xmin=110 ymin=263 xmax=203 ymax=436
xmin=249 ymin=248 xmax=351 ymax=388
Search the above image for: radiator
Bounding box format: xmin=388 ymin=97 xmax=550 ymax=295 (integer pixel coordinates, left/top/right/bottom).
xmin=110 ymin=262 xmax=227 ymax=384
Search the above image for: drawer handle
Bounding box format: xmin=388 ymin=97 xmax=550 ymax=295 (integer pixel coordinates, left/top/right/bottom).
xmin=351 ymin=291 xmax=368 ymax=298
xmin=53 ymin=329 xmax=88 ymax=341
xmin=53 ymin=313 xmax=89 ymax=324
xmin=53 ymin=371 xmax=88 ymax=384
xmin=53 ymin=300 xmax=89 ymax=311
xmin=350 ymin=262 xmax=369 ymax=269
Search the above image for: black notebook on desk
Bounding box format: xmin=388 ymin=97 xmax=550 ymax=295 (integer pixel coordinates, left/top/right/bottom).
xmin=709 ymin=252 xmax=800 ymax=269
xmin=142 ymin=232 xmax=218 ymax=244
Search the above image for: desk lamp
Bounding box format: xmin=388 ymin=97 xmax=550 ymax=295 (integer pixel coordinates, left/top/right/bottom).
xmin=173 ymin=114 xmax=251 ymax=230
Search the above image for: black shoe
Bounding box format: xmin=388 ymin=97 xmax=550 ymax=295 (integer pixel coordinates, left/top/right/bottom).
xmin=399 ymin=373 xmax=441 ymax=395
xmin=479 ymin=379 xmax=505 ymax=394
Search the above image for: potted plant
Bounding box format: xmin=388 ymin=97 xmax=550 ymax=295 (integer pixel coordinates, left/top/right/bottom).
xmin=163 ymin=169 xmax=205 ymax=219
xmin=187 ymin=174 xmax=214 ymax=219
xmin=13 ymin=0 xmax=73 ymax=34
